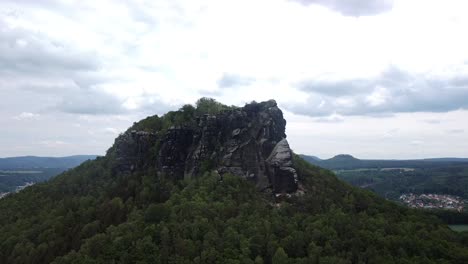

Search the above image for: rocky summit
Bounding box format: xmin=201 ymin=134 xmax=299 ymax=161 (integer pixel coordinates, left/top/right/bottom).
xmin=114 ymin=100 xmax=298 ymax=193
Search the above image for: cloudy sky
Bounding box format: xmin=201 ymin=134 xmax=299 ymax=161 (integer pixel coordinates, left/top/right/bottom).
xmin=1 ymin=0 xmax=468 ymax=159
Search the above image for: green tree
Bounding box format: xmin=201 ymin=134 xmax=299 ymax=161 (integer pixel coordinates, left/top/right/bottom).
xmin=144 ymin=203 xmax=170 ymax=223
xmin=254 ymin=255 xmax=264 ymax=264
xmin=272 ymin=247 xmax=289 ymax=264
xmin=195 ymin=97 xmax=228 ymax=115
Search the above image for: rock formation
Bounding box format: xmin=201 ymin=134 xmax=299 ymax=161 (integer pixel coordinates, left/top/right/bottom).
xmin=114 ymin=100 xmax=298 ymax=193
xmin=114 ymin=130 xmax=158 ymax=172
xmin=266 ymin=138 xmax=298 ymax=193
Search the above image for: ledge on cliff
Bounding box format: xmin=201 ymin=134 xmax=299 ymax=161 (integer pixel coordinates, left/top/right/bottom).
xmin=109 ymin=98 xmax=299 ymax=194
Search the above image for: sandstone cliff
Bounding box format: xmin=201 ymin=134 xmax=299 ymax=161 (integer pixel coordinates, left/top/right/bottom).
xmin=113 ymin=100 xmax=298 ymax=193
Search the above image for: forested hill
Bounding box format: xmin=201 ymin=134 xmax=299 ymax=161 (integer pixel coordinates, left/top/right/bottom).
xmin=0 ymin=98 xmax=467 ymax=263
xmin=0 ymin=155 xmax=98 ymax=170
xmin=301 ymin=154 xmax=468 ymax=170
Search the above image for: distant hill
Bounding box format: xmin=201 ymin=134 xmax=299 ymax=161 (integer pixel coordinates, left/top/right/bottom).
xmin=300 ymin=154 xmax=468 ymax=170
xmin=301 ymin=155 xmax=321 ymax=162
xmin=0 ymin=155 xmax=98 ymax=170
xmin=301 ymin=154 xmax=468 ymax=204
xmin=423 ymin=158 xmax=468 ymax=162
xmin=0 ymin=155 xmax=98 ymax=193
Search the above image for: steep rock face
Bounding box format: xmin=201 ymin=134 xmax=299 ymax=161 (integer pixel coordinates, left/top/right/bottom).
xmin=115 ymin=100 xmax=298 ymax=193
xmin=114 ymin=130 xmax=158 ymax=172
xmin=266 ymin=139 xmax=298 ymax=193
xmin=158 ymin=127 xmax=193 ymax=180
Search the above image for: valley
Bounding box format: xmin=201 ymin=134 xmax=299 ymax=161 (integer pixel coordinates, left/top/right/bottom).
xmin=302 ymin=154 xmax=468 ymax=200
xmin=302 ymin=154 xmax=468 ymax=227
xmin=0 ymin=156 xmax=97 ymax=197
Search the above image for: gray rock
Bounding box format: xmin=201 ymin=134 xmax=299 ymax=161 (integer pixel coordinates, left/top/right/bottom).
xmin=232 ymin=128 xmax=241 ymax=137
xmin=114 ymin=99 xmax=298 ymax=193
xmin=113 ymin=130 xmax=158 ymax=172
xmin=266 ymin=139 xmax=298 ymax=193
xmin=266 ymin=139 xmax=294 ymax=167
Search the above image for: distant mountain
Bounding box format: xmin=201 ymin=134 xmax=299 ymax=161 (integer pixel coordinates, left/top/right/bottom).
xmin=326 ymin=154 xmax=359 ymax=163
xmin=299 ymin=155 xmax=320 ymax=165
xmin=0 ymin=155 xmax=98 ymax=170
xmin=300 ymin=154 xmax=468 ymax=170
xmin=328 ymin=154 xmax=357 ymax=160
xmin=422 ymin=157 xmax=468 ymax=162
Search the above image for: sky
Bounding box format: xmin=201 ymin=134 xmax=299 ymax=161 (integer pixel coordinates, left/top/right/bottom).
xmin=1 ymin=0 xmax=468 ymax=159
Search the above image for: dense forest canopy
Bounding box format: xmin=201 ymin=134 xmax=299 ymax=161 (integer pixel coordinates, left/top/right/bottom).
xmin=0 ymin=99 xmax=467 ymax=264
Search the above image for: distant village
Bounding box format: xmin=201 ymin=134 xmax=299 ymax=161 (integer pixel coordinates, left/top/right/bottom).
xmin=399 ymin=193 xmax=466 ymax=212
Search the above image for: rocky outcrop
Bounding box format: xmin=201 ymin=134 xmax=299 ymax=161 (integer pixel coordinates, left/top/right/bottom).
xmin=158 ymin=127 xmax=193 ymax=180
xmin=266 ymin=139 xmax=298 ymax=193
xmin=114 ymin=100 xmax=298 ymax=193
xmin=114 ymin=130 xmax=158 ymax=172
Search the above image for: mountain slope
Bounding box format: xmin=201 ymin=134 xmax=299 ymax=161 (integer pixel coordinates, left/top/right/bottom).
xmin=0 ymin=99 xmax=467 ymax=263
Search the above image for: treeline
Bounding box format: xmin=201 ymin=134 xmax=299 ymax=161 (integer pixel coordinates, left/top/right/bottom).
xmin=431 ymin=210 xmax=468 ymax=225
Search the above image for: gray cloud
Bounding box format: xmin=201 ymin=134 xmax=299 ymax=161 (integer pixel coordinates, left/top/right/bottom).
xmin=120 ymin=1 xmax=159 ymax=26
xmin=133 ymin=95 xmax=177 ymax=116
xmin=447 ymin=129 xmax=464 ymax=134
xmin=410 ymin=140 xmax=424 ymax=146
xmin=293 ymin=0 xmax=394 ymax=16
xmin=0 ymin=20 xmax=99 ymax=76
xmin=0 ymin=4 xmax=178 ymax=118
xmin=290 ymin=67 xmax=468 ymax=117
xmin=0 ymin=15 xmax=99 ymax=81
xmin=0 ymin=14 xmax=130 ymax=116
xmin=424 ymin=119 xmax=441 ymax=124
xmin=297 ymin=79 xmax=373 ymax=96
xmin=217 ymin=73 xmax=255 ymax=88
xmin=55 ymin=89 xmax=127 ymax=115
xmin=298 ymin=67 xmax=410 ymax=96
xmin=381 ymin=128 xmax=399 ymax=139
xmin=313 ymin=114 xmax=345 ymax=123
xmin=60 ymin=89 xmax=176 ymax=116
